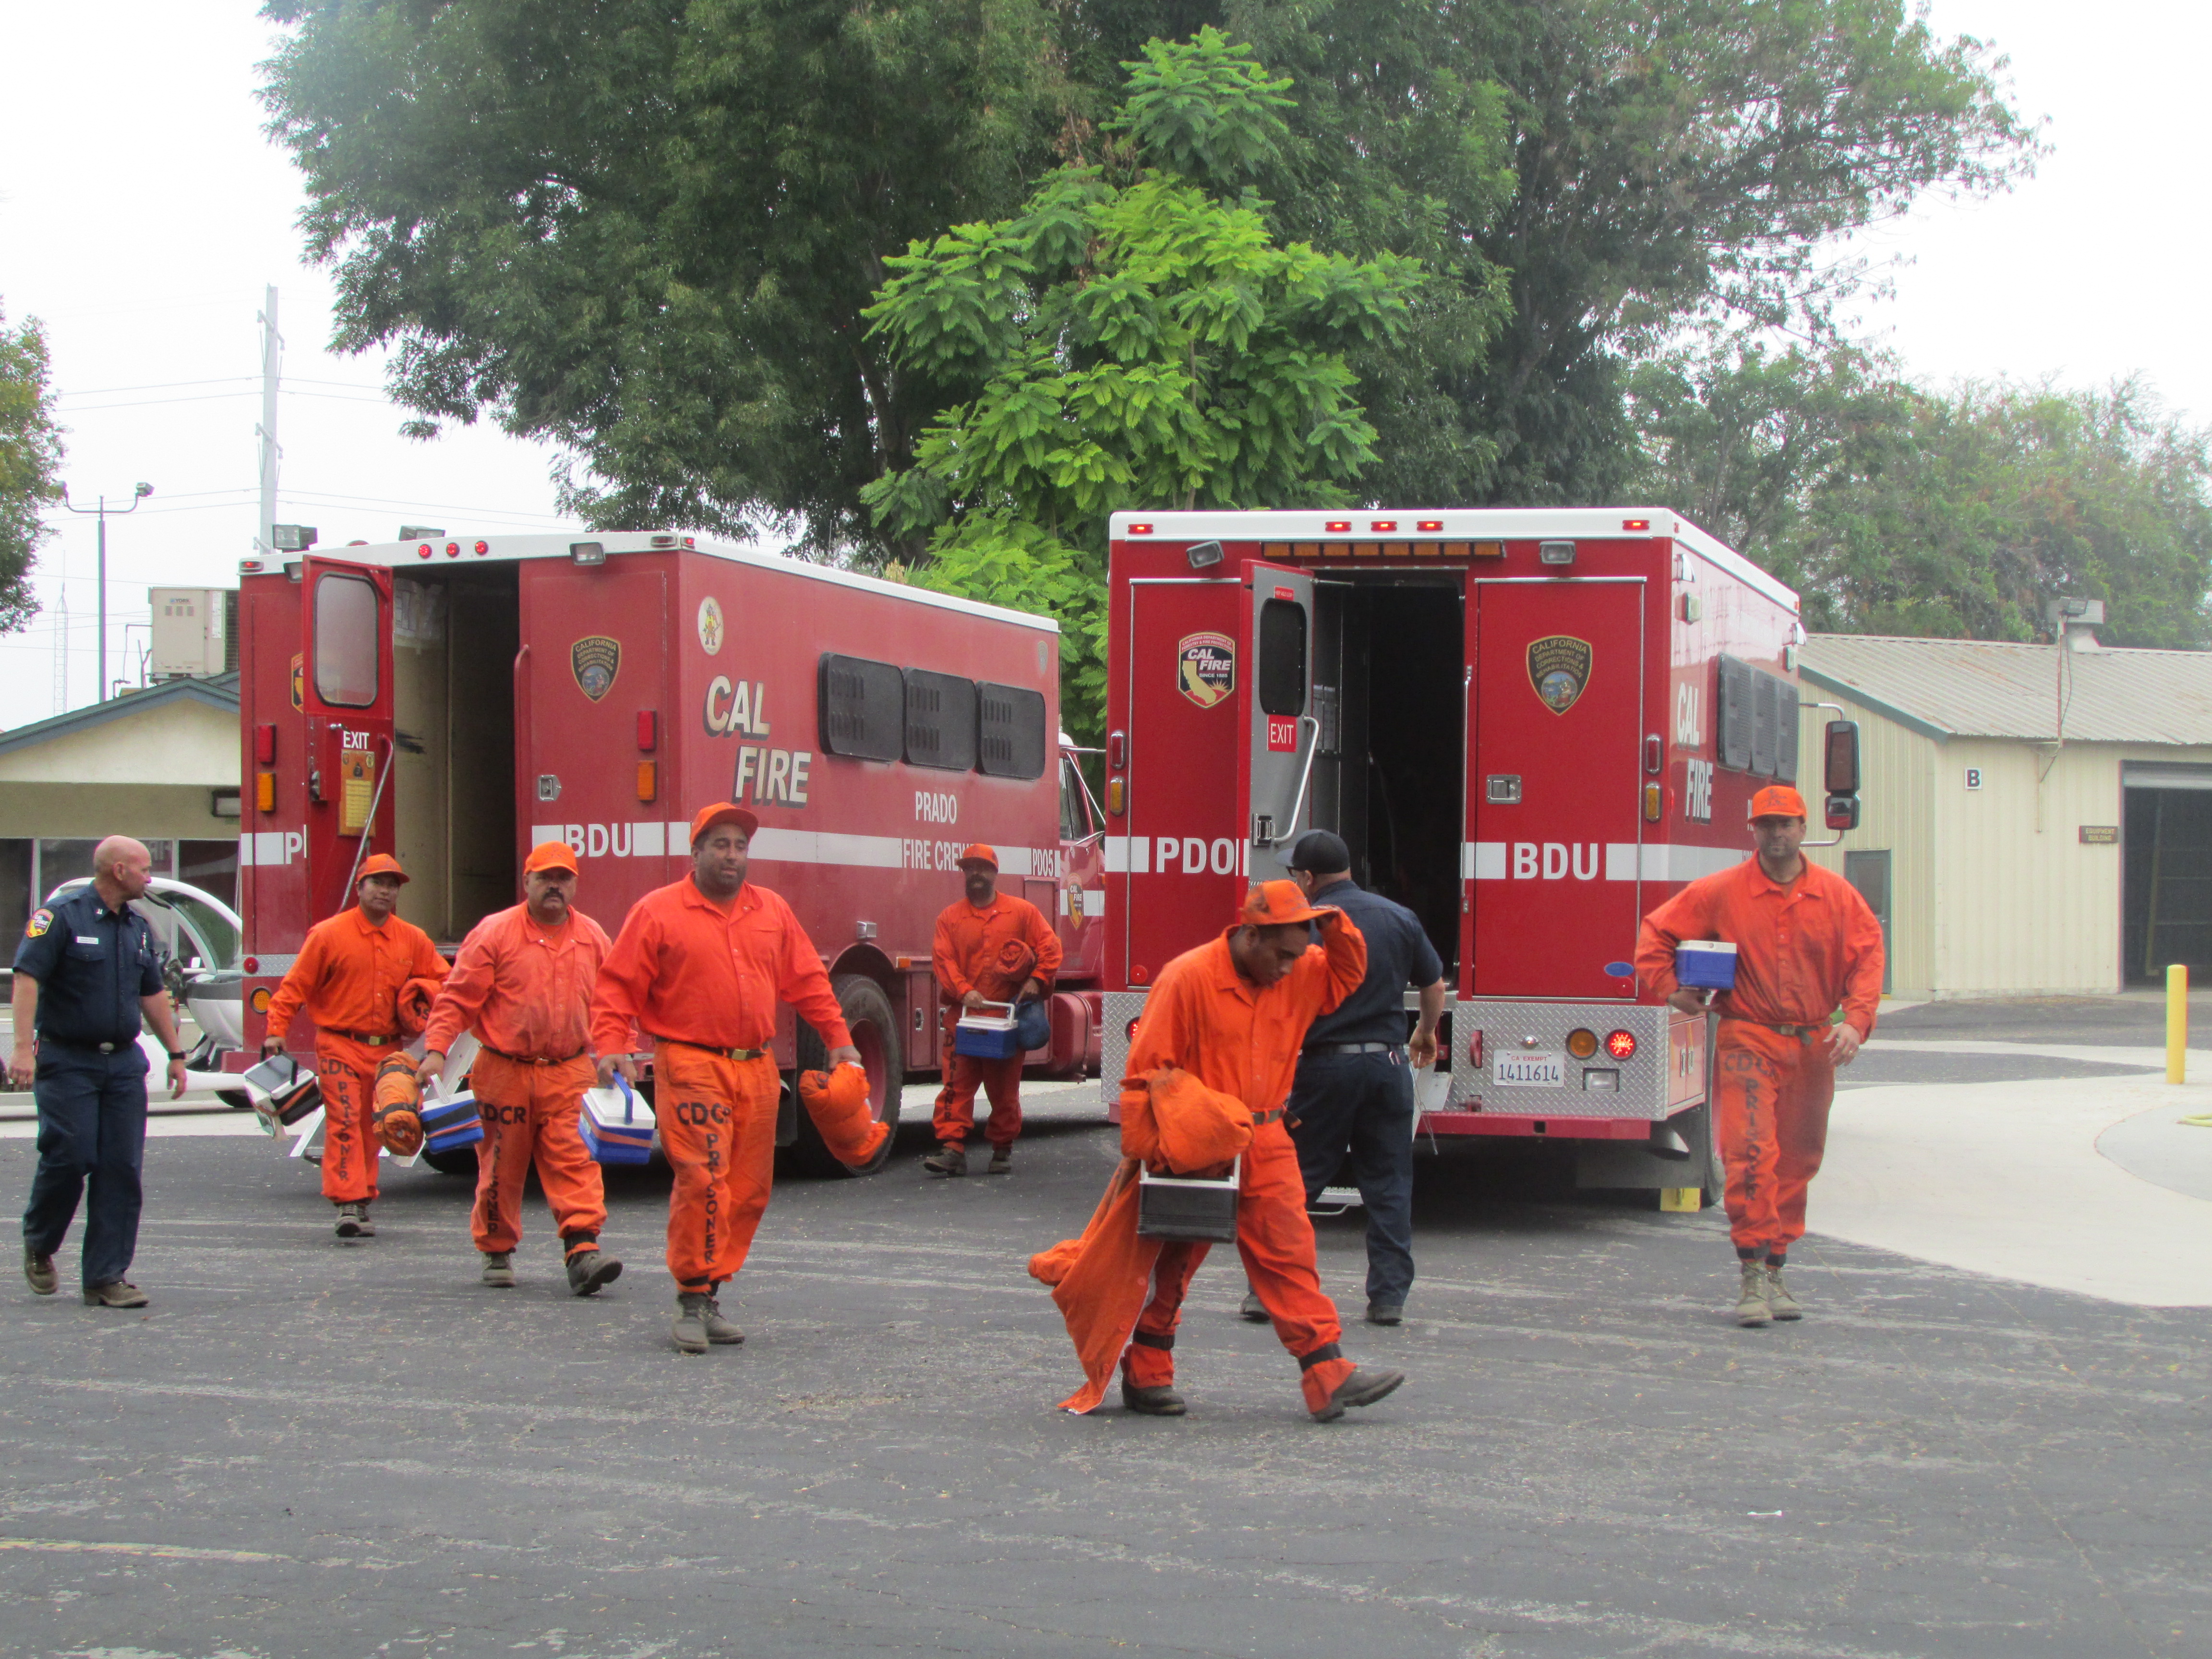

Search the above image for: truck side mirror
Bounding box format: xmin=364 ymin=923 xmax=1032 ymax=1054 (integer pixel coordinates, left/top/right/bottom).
xmin=1823 ymin=720 xmax=1860 ymax=796
xmin=1825 ymin=793 xmax=1861 ymax=831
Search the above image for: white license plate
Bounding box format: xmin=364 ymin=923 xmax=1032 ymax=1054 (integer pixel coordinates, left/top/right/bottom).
xmin=1492 ymin=1053 xmax=1565 ymax=1088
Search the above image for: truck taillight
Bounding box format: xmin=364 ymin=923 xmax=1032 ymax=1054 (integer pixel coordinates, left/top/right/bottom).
xmin=637 ymin=711 xmax=658 ymax=751
xmin=1566 ymin=1028 xmax=1598 ymax=1059
xmin=1605 ymin=1030 xmax=1637 ymax=1059
xmin=1126 ymin=1017 xmax=1141 ymax=1041
xmin=254 ymin=723 xmax=276 ymax=764
xmin=1467 ymin=1030 xmax=1484 ymax=1068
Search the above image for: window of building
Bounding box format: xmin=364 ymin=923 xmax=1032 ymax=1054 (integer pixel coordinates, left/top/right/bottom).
xmin=0 ymin=839 xmax=28 ymax=945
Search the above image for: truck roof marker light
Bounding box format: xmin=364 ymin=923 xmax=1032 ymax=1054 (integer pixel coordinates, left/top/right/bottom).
xmin=649 ymin=534 xmax=678 ymax=548
xmin=1324 ymin=520 xmax=1351 ymax=533
xmin=1128 ymin=522 xmax=1154 ymax=535
xmin=445 ymin=541 xmax=461 ymax=558
xmin=570 ymin=541 xmax=606 ymax=565
xmin=473 ymin=540 xmax=489 ymax=555
xmin=1370 ymin=519 xmax=1397 ymax=532
xmin=683 ymin=536 xmax=696 ymax=548
xmin=1605 ymin=1030 xmax=1637 ymax=1060
xmin=1417 ymin=520 xmax=1443 ymax=532
xmin=240 ymin=559 xmax=263 ymax=573
xmin=416 ymin=544 xmax=433 ymax=560
xmin=1623 ymin=517 xmax=1651 ymax=531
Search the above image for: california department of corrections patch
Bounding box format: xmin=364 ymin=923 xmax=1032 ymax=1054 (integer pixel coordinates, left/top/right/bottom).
xmin=25 ymin=907 xmax=52 ymax=939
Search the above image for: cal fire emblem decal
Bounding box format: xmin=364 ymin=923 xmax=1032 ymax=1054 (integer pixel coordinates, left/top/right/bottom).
xmin=1527 ymin=635 xmax=1592 ymax=714
xmin=571 ymin=636 xmax=622 ymax=702
xmin=289 ymin=652 xmax=304 ymax=712
xmin=1176 ymin=632 xmax=1235 ymax=708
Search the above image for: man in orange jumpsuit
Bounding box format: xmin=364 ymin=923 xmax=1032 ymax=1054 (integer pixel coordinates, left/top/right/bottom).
xmin=422 ymin=840 xmax=622 ymax=1297
xmin=1635 ymin=784 xmax=1885 ymax=1327
xmin=262 ymin=854 xmax=448 ymax=1240
xmin=591 ymin=803 xmax=860 ymax=1355
xmin=924 ymin=843 xmax=1062 ymax=1178
xmin=1117 ymin=881 xmax=1407 ymax=1422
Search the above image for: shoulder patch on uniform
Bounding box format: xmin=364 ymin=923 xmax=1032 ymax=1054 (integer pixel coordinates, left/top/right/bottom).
xmin=24 ymin=908 xmax=51 ymax=938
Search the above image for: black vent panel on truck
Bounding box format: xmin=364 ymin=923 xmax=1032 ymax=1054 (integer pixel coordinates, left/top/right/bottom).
xmin=904 ymin=669 xmax=978 ymax=771
xmin=818 ymin=654 xmax=904 ymax=761
xmin=977 ymin=682 xmax=1047 ymax=779
xmin=1717 ymin=653 xmax=1800 ymax=778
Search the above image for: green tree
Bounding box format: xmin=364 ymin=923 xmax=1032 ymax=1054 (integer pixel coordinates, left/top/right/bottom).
xmin=0 ymin=306 xmax=63 ymax=634
xmin=1631 ymin=348 xmax=2212 ymax=647
xmin=861 ymin=29 xmax=1424 ymax=736
xmin=259 ymin=0 xmax=1073 ymax=553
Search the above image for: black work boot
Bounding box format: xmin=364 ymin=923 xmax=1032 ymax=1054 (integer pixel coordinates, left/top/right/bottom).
xmin=82 ymin=1281 xmax=148 ymax=1309
xmin=1310 ymin=1365 xmax=1406 ymax=1423
xmin=1239 ymin=1288 xmax=1268 ymax=1322
xmin=1121 ymin=1378 xmax=1187 ymax=1416
xmin=481 ymin=1252 xmax=515 ymax=1288
xmin=923 ymin=1143 xmax=968 ymax=1177
xmin=986 ymin=1144 xmax=1013 ymax=1175
xmin=701 ymin=1293 xmax=744 ymax=1344
xmin=334 ymin=1202 xmax=374 ymax=1239
xmin=673 ymin=1293 xmax=712 ymax=1354
xmin=567 ymin=1250 xmax=624 ymax=1297
xmin=24 ymin=1242 xmax=56 ymax=1297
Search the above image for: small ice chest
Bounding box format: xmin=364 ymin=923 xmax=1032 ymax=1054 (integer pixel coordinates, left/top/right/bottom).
xmin=1137 ymin=1157 xmax=1240 ymax=1243
xmin=580 ymin=1078 xmax=655 ymax=1166
xmin=1676 ymin=939 xmax=1739 ymax=991
xmin=419 ymin=1085 xmax=484 ymax=1154
xmin=954 ymin=998 xmax=1050 ymax=1059
xmin=243 ymin=1055 xmax=321 ymax=1126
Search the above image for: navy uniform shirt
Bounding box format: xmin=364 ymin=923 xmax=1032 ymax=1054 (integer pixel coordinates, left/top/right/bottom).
xmin=12 ymin=887 xmax=164 ymax=1049
xmin=1302 ymin=876 xmax=1445 ymax=1048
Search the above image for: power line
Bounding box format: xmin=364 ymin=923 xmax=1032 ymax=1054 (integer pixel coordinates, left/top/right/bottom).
xmin=54 ymin=373 xmax=385 ymax=399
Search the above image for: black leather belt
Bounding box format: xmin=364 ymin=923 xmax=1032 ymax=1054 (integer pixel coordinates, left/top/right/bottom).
xmin=654 ymin=1036 xmax=769 ymax=1062
xmin=43 ymin=1037 xmax=132 ymax=1055
xmin=482 ymin=1045 xmax=588 ymax=1067
xmin=335 ymin=1029 xmax=400 ymax=1047
xmin=1721 ymin=1016 xmax=1824 ymax=1042
xmin=1304 ymin=1041 xmax=1403 ymax=1056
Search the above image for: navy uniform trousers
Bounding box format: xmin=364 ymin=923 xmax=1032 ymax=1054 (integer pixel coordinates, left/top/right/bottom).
xmin=24 ymin=1044 xmax=149 ymax=1289
xmin=1285 ymin=1048 xmax=1416 ymax=1308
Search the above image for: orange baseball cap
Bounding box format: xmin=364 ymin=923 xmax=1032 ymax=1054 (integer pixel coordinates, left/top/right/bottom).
xmin=689 ymin=801 xmax=760 ymax=845
xmin=355 ymin=854 xmax=409 ymax=885
xmin=523 ymin=840 xmax=579 ymax=875
xmin=958 ymin=843 xmax=998 ymax=869
xmin=1748 ymin=784 xmax=1809 ymax=820
xmin=1240 ymin=879 xmax=1330 ymax=928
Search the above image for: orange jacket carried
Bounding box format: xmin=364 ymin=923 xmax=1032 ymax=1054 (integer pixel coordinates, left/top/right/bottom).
xmin=264 ymin=907 xmax=449 ymax=1046
xmin=423 ymin=902 xmax=614 ymax=1061
xmin=932 ymin=892 xmax=1062 ymax=1005
xmin=1635 ymin=857 xmax=1886 ymax=1035
xmin=589 ymin=877 xmax=850 ymax=1057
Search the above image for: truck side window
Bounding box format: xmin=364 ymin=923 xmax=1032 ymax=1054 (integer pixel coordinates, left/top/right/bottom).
xmin=1060 ymin=756 xmax=1094 ymax=841
xmin=313 ymin=572 xmax=380 ymax=707
xmin=903 ymin=669 xmax=978 ymax=770
xmin=977 ymin=683 xmax=1047 ymax=779
xmin=1257 ymin=598 xmax=1307 ymax=717
xmin=818 ymin=653 xmax=904 ymax=761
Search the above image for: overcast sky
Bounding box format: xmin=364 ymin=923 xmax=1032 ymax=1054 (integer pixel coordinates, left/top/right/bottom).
xmin=1 ymin=0 xmax=2204 ymax=722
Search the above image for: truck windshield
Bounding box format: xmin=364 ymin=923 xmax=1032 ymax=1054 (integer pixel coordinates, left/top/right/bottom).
xmin=314 ymin=572 xmax=380 ymax=707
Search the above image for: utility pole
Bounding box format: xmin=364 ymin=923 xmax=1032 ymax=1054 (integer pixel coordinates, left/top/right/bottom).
xmin=256 ymin=285 xmax=283 ymax=556
xmin=61 ymin=483 xmax=154 ymax=703
xmin=51 ymin=583 xmax=66 ymax=716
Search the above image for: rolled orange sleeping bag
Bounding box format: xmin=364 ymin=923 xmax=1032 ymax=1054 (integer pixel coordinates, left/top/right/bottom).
xmin=395 ymin=975 xmax=444 ymax=1038
xmin=796 ymin=1062 xmax=890 ymax=1166
xmin=372 ymin=1052 xmax=424 ymax=1156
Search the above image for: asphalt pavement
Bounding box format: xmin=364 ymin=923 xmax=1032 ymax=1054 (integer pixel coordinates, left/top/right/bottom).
xmin=5 ymin=1091 xmax=2211 ymax=1659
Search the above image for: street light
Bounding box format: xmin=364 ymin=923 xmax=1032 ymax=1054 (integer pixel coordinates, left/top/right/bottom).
xmin=60 ymin=481 xmax=153 ymax=703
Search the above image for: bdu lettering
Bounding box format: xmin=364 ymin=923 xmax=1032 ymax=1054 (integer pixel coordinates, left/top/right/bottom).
xmin=1513 ymin=842 xmax=1600 ymax=880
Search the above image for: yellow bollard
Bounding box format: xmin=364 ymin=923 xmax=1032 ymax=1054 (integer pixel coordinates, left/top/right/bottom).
xmin=2168 ymin=963 xmax=2188 ymax=1084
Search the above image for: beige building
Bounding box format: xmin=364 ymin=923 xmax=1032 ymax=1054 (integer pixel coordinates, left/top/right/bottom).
xmin=0 ymin=673 xmax=241 ymax=940
xmin=1796 ymin=636 xmax=2212 ymax=998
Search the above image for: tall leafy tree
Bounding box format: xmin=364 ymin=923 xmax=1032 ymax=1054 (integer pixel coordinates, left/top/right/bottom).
xmin=260 ymin=0 xmax=1074 ymax=553
xmin=862 ymin=29 xmax=1424 ymax=734
xmin=0 ymin=306 xmax=64 ymax=634
xmin=1632 ymin=349 xmax=2212 ymax=647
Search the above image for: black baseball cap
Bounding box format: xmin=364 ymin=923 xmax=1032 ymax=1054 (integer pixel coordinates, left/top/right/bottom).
xmin=1285 ymin=830 xmax=1350 ymax=875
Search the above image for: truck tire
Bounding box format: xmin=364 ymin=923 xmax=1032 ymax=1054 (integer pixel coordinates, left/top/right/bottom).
xmin=782 ymin=973 xmax=902 ymax=1178
xmin=421 ymin=1146 xmax=479 ymax=1178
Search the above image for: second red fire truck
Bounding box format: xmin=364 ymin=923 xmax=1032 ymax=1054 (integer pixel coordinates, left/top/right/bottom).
xmin=1098 ymin=507 xmax=1857 ymax=1202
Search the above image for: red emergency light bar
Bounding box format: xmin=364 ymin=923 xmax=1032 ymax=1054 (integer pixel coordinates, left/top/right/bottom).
xmin=1324 ymin=520 xmax=1351 ymax=532
xmin=1623 ymin=517 xmax=1651 ymax=531
xmin=1370 ymin=519 xmax=1397 ymax=532
xmin=1417 ymin=519 xmax=1443 ymax=531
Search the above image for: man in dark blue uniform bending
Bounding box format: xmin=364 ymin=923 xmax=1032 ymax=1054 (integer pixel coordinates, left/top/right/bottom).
xmin=7 ymin=836 xmax=188 ymax=1306
xmin=1242 ymin=830 xmax=1446 ymax=1326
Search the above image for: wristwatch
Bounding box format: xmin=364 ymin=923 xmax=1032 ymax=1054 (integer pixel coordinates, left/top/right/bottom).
xmin=166 ymin=1048 xmax=188 ymax=1060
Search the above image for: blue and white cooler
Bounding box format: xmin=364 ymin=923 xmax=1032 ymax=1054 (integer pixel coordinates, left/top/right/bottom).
xmin=580 ymin=1077 xmax=655 ymax=1166
xmin=1676 ymin=939 xmax=1739 ymax=992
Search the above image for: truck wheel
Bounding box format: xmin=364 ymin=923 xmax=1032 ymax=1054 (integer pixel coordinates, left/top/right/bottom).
xmin=783 ymin=973 xmax=902 ymax=1178
xmin=421 ymin=1146 xmax=479 ymax=1178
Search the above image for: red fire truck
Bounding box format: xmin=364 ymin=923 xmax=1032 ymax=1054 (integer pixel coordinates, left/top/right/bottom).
xmin=233 ymin=532 xmax=1106 ymax=1174
xmin=1100 ymin=508 xmax=1849 ymax=1200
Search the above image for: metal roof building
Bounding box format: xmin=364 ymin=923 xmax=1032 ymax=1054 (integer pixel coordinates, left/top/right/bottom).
xmin=1795 ymin=635 xmax=2212 ymax=997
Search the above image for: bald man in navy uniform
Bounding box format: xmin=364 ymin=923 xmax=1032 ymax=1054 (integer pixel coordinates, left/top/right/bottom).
xmin=7 ymin=837 xmax=188 ymax=1307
